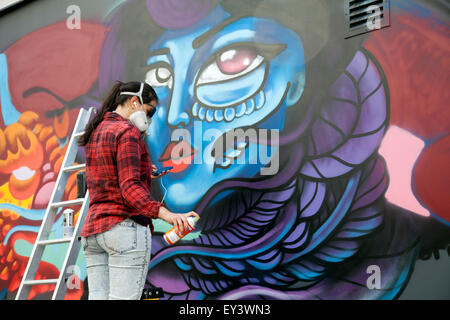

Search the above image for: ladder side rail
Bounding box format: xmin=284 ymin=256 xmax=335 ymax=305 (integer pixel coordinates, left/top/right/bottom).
xmin=51 ymin=107 xmax=94 ymax=300
xmin=52 ymin=191 xmax=90 ymax=300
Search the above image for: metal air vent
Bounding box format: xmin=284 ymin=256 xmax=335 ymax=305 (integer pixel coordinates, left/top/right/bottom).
xmin=345 ymin=0 xmax=391 ymax=38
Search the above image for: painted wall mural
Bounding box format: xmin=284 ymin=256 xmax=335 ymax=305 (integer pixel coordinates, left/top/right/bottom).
xmin=0 ymin=0 xmax=449 ymax=300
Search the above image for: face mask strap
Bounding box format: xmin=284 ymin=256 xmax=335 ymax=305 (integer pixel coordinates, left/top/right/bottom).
xmin=119 ymin=82 xmax=144 ymax=105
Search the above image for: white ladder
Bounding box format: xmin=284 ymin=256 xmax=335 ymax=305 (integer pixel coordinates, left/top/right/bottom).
xmin=15 ymin=107 xmax=95 ymax=300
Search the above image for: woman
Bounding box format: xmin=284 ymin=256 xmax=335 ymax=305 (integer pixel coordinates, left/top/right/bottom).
xmin=78 ymin=81 xmax=199 ymax=300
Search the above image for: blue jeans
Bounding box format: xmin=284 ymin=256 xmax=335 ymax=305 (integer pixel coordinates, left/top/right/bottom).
xmin=81 ymin=219 xmax=151 ymax=300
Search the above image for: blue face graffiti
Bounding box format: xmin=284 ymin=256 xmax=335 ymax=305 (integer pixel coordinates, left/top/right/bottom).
xmin=145 ymin=5 xmax=306 ymax=213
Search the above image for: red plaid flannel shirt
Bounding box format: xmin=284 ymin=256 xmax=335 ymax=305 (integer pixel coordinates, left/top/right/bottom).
xmin=81 ymin=112 xmax=162 ymax=237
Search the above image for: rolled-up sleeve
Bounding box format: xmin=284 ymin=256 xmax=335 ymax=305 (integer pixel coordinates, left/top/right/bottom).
xmin=116 ymin=128 xmax=162 ymax=219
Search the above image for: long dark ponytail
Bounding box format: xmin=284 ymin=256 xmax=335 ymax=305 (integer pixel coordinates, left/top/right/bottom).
xmin=78 ymin=81 xmax=158 ymax=146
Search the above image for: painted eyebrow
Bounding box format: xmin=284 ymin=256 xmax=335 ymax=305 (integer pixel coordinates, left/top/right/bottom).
xmin=192 ymin=16 xmax=242 ymax=49
xmin=147 ymin=47 xmax=171 ymax=57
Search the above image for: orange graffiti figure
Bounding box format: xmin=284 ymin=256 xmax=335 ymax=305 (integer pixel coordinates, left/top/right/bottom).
xmin=0 ymin=112 xmax=80 ymax=299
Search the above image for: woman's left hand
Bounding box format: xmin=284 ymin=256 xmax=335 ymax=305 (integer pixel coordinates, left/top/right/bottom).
xmin=151 ymin=164 xmax=169 ymax=179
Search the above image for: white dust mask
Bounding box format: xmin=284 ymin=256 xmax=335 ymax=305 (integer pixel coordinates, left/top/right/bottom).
xmin=129 ymin=109 xmax=150 ymax=133
xmin=120 ymin=82 xmax=152 ymax=133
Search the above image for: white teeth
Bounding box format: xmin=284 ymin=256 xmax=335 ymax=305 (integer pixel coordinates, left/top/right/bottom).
xmin=192 ymin=90 xmax=266 ymax=122
xmin=217 ymin=158 xmax=232 ymax=168
xmin=12 ymin=166 xmax=36 ymax=181
xmin=224 ymin=148 xmax=242 ymax=158
xmin=198 ymin=106 xmax=206 ymax=120
xmin=214 ymin=109 xmax=224 ymax=122
xmin=245 ymin=99 xmax=255 ymax=115
xmin=206 ymin=108 xmax=214 ymax=122
xmin=255 ymin=91 xmax=265 ymax=110
xmin=192 ymin=102 xmax=200 ymax=117
xmin=236 ymin=141 xmax=248 ymax=149
xmin=235 ymin=103 xmax=246 ymax=118
xmin=224 ymin=107 xmax=236 ymax=122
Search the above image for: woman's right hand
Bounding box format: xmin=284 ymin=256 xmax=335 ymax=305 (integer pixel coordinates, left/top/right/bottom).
xmin=158 ymin=207 xmax=200 ymax=234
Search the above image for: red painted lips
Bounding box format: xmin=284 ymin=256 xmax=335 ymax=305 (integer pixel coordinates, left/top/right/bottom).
xmin=159 ymin=140 xmax=198 ymax=173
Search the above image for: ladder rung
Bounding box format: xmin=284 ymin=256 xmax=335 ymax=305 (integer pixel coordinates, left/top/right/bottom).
xmin=50 ymin=198 xmax=85 ymax=208
xmin=23 ymin=279 xmax=59 ymax=286
xmin=73 ymin=131 xmax=85 ymax=138
xmin=63 ymin=163 xmax=86 ymax=172
xmin=37 ymin=238 xmax=72 ymax=246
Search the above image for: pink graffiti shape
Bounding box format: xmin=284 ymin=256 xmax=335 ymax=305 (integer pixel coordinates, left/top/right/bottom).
xmin=379 ymin=125 xmax=430 ymax=216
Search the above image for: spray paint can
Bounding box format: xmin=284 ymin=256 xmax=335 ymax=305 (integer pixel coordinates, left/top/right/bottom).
xmin=63 ymin=208 xmax=75 ymax=238
xmin=164 ymin=216 xmax=198 ymax=245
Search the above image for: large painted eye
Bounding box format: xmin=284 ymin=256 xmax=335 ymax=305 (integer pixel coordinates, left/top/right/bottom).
xmin=146 ymin=64 xmax=173 ymax=89
xmin=197 ymin=47 xmax=264 ymax=85
xmin=217 ymin=48 xmax=258 ymax=74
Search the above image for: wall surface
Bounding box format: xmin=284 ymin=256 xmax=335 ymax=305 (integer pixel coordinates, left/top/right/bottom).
xmin=0 ymin=0 xmax=449 ymax=300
